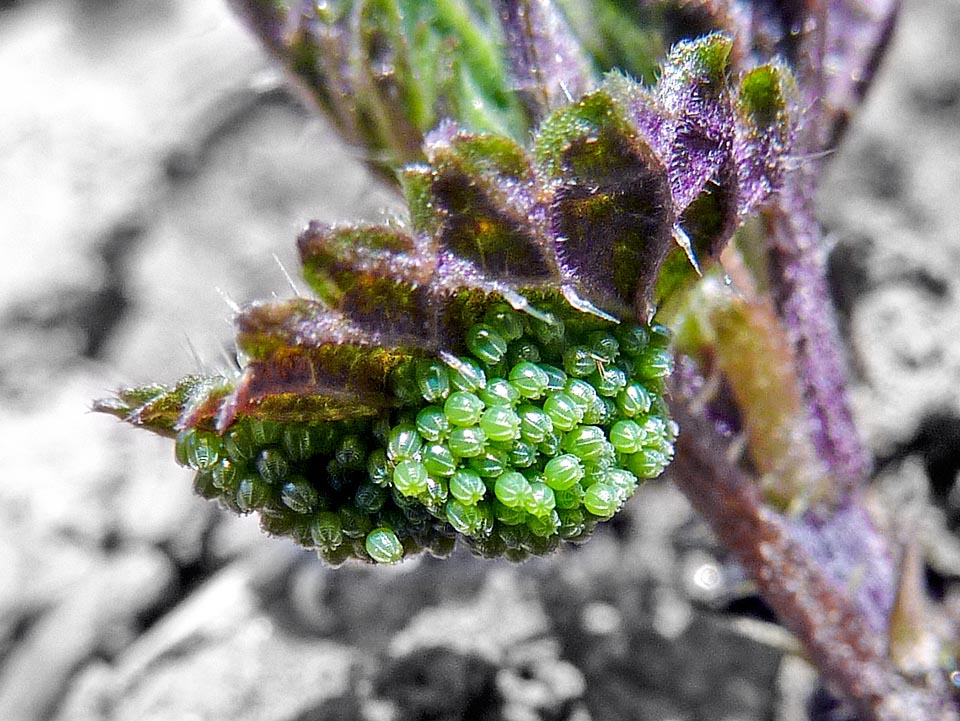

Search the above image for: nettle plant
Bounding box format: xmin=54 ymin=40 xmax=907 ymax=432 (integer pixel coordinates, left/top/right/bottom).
xmin=95 ymin=1 xmax=959 ymax=719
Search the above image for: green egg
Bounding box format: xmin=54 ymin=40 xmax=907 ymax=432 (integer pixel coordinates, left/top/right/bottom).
xmin=528 ymin=311 xmax=564 ymax=344
xmin=564 ymin=378 xmax=599 ymax=412
xmin=562 ymin=345 xmax=597 ymax=378
xmin=223 ymin=423 xmax=257 ymax=462
xmin=562 ymin=426 xmax=607 ymax=462
xmin=282 ymin=425 xmax=313 ymax=461
xmin=543 ymin=392 xmax=583 ymax=431
xmin=605 ymin=467 xmax=639 ymax=500
xmin=517 ymin=405 xmax=553 ymax=444
xmin=450 ymin=468 xmax=486 ymax=504
xmin=616 ymin=325 xmax=649 ymax=356
xmin=583 ymin=482 xmax=621 ymax=518
xmin=355 ymin=482 xmax=388 ymax=513
xmin=543 ymin=454 xmax=584 ymax=490
xmin=648 ymin=324 xmax=671 ymax=346
xmin=422 ymin=443 xmax=457 ymax=477
xmin=177 ymin=429 xmax=222 ymax=471
xmin=538 ymin=431 xmax=562 ymax=457
xmin=625 ymin=448 xmax=670 ymax=479
xmin=553 ymin=483 xmax=585 ymax=509
xmin=336 ymin=435 xmax=366 ymax=470
xmin=479 ymin=378 xmax=520 ymax=407
xmin=494 ymin=471 xmax=533 ymax=508
xmin=467 ymin=446 xmax=507 ymax=476
xmin=249 ymin=419 xmax=281 ymax=446
xmin=445 ymin=498 xmax=484 ymax=536
xmin=281 ymin=479 xmax=319 ymax=514
xmin=617 ymin=383 xmax=652 ymax=417
xmin=449 ymin=427 xmax=487 ymax=458
xmin=635 ymin=345 xmax=674 ymax=380
xmin=444 ymin=391 xmax=485 ymax=427
xmin=192 ymin=471 xmax=218 ymax=500
xmin=416 ymin=359 xmax=451 ymax=402
xmin=526 ymin=509 xmax=561 ymax=537
xmin=389 ymin=360 xmax=420 ymax=405
xmin=582 ymin=395 xmax=607 ymax=425
xmin=609 ymin=420 xmax=645 ymax=454
xmin=421 ymin=476 xmax=449 ymax=508
xmin=539 ymin=364 xmax=568 ymax=392
xmin=507 ymin=439 xmax=538 ymax=468
xmin=255 ymin=448 xmax=289 ymax=484
xmin=480 ymin=406 xmax=521 ymax=442
xmin=508 ymin=340 xmax=541 ymax=365
xmin=387 ymin=424 xmax=422 ymax=463
xmin=591 ymin=366 xmax=627 ymax=397
xmin=446 ymin=356 xmax=487 ymax=392
xmin=366 ymin=448 xmax=390 ymax=486
xmin=393 ymin=459 xmax=430 ymax=496
xmin=526 ymin=482 xmax=556 ymax=516
xmin=588 ymin=331 xmax=620 ymax=363
xmin=236 ymin=476 xmax=270 ymax=512
xmin=557 ymin=507 xmax=586 ymax=538
xmin=508 ymin=361 xmax=549 ymax=399
xmin=466 ymin=323 xmax=508 ymax=365
xmin=365 ymin=527 xmax=404 ymax=563
xmin=211 ymin=459 xmax=242 ymax=492
xmin=484 ymin=303 xmax=524 ymax=341
xmin=340 ymin=506 xmax=373 ymax=539
xmin=493 ymin=499 xmax=527 ymax=525
xmin=415 ymin=406 xmax=449 ymax=442
xmin=310 ymin=511 xmax=343 ymax=551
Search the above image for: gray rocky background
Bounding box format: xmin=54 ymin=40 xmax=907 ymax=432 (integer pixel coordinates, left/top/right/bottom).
xmin=1 ymin=0 xmax=958 ymax=719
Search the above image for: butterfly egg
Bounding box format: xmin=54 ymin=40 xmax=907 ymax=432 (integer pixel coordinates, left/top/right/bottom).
xmin=635 ymin=345 xmax=674 ymax=380
xmin=591 ymin=366 xmax=627 ymax=397
xmin=617 ymin=383 xmax=652 ymax=417
xmin=448 ymin=426 xmax=487 ymax=458
xmin=281 ymin=479 xmax=320 ymax=514
xmin=526 ymin=509 xmax=561 ymax=538
xmin=355 ymin=482 xmax=388 ymax=513
xmin=444 ymin=391 xmax=485 ymax=427
xmin=446 ymin=356 xmax=487 ymax=392
xmin=249 ymin=419 xmax=281 ymax=446
xmin=466 ymin=323 xmax=508 ymax=365
xmin=389 ymin=360 xmax=421 ymax=405
xmin=445 ymin=498 xmax=484 ymax=536
xmin=615 ymin=325 xmax=649 ymax=356
xmin=365 ymin=527 xmax=403 ymax=564
xmin=484 ymin=302 xmax=525 ymax=341
xmin=582 ymin=395 xmax=607 ymax=425
xmin=564 ymin=378 xmax=599 ymax=412
xmin=339 ymin=506 xmax=374 ymax=539
xmin=542 ymin=392 xmax=583 ymax=432
xmin=420 ymin=476 xmax=449 ymax=510
xmin=310 ymin=511 xmax=343 ymax=551
xmin=526 ymin=482 xmax=556 ymax=516
xmin=255 ymin=448 xmax=289 ymax=484
xmin=387 ymin=424 xmax=422 ymax=463
xmin=479 ymin=406 xmax=521 ymax=442
xmin=494 ymin=470 xmax=534 ymax=509
xmin=211 ymin=458 xmax=242 ymax=492
xmin=528 ymin=311 xmax=564 ymax=345
xmin=562 ymin=346 xmax=597 ymax=378
xmin=416 ymin=359 xmax=451 ymax=402
xmin=562 ymin=426 xmax=607 ymax=463
xmin=517 ymin=405 xmax=553 ymax=444
xmin=508 ymin=340 xmax=541 ymax=366
xmin=587 ymin=331 xmax=620 ymax=363
xmin=648 ymin=323 xmax=672 ymax=347
xmin=422 ymin=443 xmax=457 ymax=477
xmin=508 ymin=362 xmax=549 ymax=399
xmin=416 ymin=406 xmax=450 ymax=442
xmin=557 ymin=507 xmax=586 ymax=538
xmin=336 ymin=435 xmax=366 ymax=470
xmin=493 ymin=499 xmax=528 ymax=526
xmin=177 ymin=429 xmax=223 ymax=471
xmin=223 ymin=423 xmax=257 ymax=462
xmin=281 ymin=425 xmax=314 ymax=461
xmin=479 ymin=378 xmax=520 ymax=407
xmin=538 ymin=431 xmax=562 ymax=457
xmin=543 ymin=454 xmax=584 ymax=490
xmin=236 ymin=476 xmax=271 ymax=512
xmin=625 ymin=448 xmax=670 ymax=479
xmin=553 ymin=483 xmax=585 ymax=509
xmin=366 ymin=448 xmax=391 ymax=486
xmin=449 ymin=468 xmax=486 ymax=504
xmin=609 ymin=420 xmax=645 ymax=454
xmin=583 ymin=482 xmax=621 ymax=518
xmin=539 ymin=364 xmax=568 ymax=392
xmin=393 ymin=459 xmax=430 ymax=496
xmin=605 ymin=467 xmax=639 ymax=501
xmin=507 ymin=439 xmax=538 ymax=468
xmin=192 ymin=471 xmax=218 ymax=499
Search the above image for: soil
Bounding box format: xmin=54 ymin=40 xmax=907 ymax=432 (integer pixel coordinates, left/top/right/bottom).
xmin=1 ymin=0 xmax=958 ymax=719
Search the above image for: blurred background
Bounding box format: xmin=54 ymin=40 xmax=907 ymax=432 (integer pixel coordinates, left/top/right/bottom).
xmin=1 ymin=0 xmax=959 ymax=719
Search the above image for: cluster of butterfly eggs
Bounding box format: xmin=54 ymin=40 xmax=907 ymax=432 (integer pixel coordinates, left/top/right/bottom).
xmin=176 ymin=302 xmax=676 ymax=564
